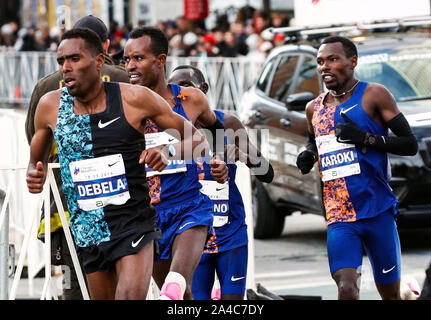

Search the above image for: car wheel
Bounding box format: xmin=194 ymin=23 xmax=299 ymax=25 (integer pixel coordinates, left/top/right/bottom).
xmin=252 ymin=179 xmax=285 ymax=239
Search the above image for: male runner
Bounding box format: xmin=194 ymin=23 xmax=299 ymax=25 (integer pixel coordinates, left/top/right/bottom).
xmin=123 ymin=27 xmax=228 ymax=300
xmin=296 ymin=36 xmax=418 ymax=300
xmin=24 ymin=15 xmax=129 ymax=300
xmin=168 ymin=65 xmax=274 ymax=300
xmin=26 ymin=28 xmax=206 ymax=300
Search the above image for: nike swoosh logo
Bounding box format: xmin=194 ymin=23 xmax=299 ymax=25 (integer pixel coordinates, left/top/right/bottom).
xmin=98 ymin=117 xmax=121 ymax=129
xmin=168 ymin=138 xmax=176 ymax=142
xmin=231 ymin=276 xmax=245 ymax=282
xmin=131 ymin=234 xmax=145 ymax=248
xmin=108 ymin=161 xmax=119 ymax=167
xmin=216 ymin=187 xmax=226 ymax=191
xmin=341 ymin=104 xmax=358 ymax=114
xmin=337 ymin=138 xmax=352 ymax=143
xmin=382 ymin=265 xmax=396 ymax=274
xmin=179 ymin=221 xmax=195 ymax=230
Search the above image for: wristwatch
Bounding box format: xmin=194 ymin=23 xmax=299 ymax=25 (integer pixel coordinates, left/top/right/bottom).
xmin=364 ymin=133 xmax=378 ymax=147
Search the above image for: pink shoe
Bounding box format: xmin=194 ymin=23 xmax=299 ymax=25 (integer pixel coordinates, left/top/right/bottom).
xmin=211 ymin=288 xmax=221 ymax=300
xmin=407 ymin=280 xmax=421 ymax=296
xmin=159 ymin=282 xmax=182 ymax=300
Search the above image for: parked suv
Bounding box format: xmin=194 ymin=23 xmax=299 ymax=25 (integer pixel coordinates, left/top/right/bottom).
xmin=239 ymin=29 xmax=431 ymax=239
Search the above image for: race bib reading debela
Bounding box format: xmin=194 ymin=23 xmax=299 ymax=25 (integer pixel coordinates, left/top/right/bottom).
xmin=69 ymin=154 xmax=130 ymax=211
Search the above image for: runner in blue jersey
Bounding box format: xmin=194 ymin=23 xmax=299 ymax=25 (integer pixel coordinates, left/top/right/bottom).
xmin=168 ymin=65 xmax=274 ymax=300
xmin=123 ymin=27 xmax=228 ymax=300
xmin=296 ymin=36 xmax=418 ymax=300
xmin=26 ymin=28 xmax=206 ymax=300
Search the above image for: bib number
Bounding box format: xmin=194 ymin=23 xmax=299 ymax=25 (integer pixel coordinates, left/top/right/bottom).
xmin=69 ymin=154 xmax=130 ymax=211
xmin=144 ymin=132 xmax=187 ymax=177
xmin=199 ymin=180 xmax=229 ymax=227
xmin=316 ymin=134 xmax=361 ymax=182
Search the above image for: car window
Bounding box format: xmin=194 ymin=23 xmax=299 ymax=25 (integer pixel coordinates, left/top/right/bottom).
xmin=256 ymin=57 xmax=275 ymax=92
xmin=356 ymin=47 xmax=431 ymax=102
xmin=293 ymin=55 xmax=319 ymax=97
xmin=269 ymin=55 xmax=299 ymax=101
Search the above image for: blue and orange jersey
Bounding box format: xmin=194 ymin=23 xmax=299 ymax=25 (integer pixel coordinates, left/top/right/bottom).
xmin=311 ymin=81 xmax=398 ymax=224
xmin=198 ymin=110 xmax=248 ymax=253
xmin=144 ymin=84 xmax=203 ymax=209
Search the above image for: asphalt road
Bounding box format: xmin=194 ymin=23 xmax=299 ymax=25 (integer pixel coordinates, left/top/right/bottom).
xmin=253 ymin=212 xmax=431 ymax=300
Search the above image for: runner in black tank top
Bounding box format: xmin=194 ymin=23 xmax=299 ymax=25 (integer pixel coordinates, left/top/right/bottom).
xmin=26 ymin=28 xmax=206 ymax=300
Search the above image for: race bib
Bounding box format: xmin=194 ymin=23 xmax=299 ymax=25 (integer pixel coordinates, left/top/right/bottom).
xmin=316 ymin=134 xmax=361 ymax=182
xmin=144 ymin=132 xmax=187 ymax=177
xmin=69 ymin=154 xmax=130 ymax=211
xmin=199 ymin=180 xmax=229 ymax=227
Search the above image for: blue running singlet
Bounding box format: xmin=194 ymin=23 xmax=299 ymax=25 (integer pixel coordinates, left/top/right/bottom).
xmin=198 ymin=110 xmax=248 ymax=253
xmin=311 ymin=81 xmax=398 ymax=224
xmin=144 ymin=84 xmax=204 ymax=209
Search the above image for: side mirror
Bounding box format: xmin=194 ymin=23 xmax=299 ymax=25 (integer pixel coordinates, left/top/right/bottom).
xmin=285 ymin=92 xmax=314 ymax=111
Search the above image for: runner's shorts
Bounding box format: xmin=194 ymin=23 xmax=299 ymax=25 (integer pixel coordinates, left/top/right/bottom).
xmin=77 ymin=228 xmax=161 ymax=274
xmin=327 ymin=209 xmax=401 ymax=284
xmin=192 ymin=245 xmax=248 ymax=299
xmin=155 ymin=192 xmax=214 ymax=261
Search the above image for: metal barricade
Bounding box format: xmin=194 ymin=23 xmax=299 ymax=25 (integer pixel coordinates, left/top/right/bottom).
xmin=0 ymin=52 xmax=263 ymax=112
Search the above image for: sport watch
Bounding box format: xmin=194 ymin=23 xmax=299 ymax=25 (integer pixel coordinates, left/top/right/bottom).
xmin=364 ymin=133 xmax=378 ymax=147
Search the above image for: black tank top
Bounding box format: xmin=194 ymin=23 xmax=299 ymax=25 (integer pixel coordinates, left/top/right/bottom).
xmin=54 ymin=82 xmax=154 ymax=247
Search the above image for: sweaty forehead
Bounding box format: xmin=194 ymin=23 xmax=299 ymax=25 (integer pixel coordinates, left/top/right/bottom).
xmin=317 ymin=42 xmax=345 ymax=58
xmin=57 ymin=38 xmax=86 ymax=57
xmin=124 ymin=36 xmax=153 ymax=55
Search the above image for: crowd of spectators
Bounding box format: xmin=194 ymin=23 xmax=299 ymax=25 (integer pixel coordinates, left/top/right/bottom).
xmin=0 ymin=7 xmax=291 ymax=62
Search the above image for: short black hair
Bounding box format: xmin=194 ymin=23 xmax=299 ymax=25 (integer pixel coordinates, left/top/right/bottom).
xmin=320 ymin=36 xmax=357 ymax=58
xmin=172 ymin=65 xmax=206 ymax=84
xmin=61 ymin=27 xmax=103 ymax=56
xmin=129 ymin=26 xmax=169 ymax=56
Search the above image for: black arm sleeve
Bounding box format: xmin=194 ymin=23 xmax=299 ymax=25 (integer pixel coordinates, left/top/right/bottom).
xmin=252 ymin=161 xmax=274 ymax=183
xmin=306 ymin=132 xmax=318 ymax=162
xmin=206 ymin=117 xmax=225 ymax=157
xmin=366 ymin=113 xmax=418 ymax=156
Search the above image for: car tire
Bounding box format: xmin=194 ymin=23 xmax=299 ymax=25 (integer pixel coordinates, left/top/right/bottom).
xmin=252 ymin=179 xmax=285 ymax=239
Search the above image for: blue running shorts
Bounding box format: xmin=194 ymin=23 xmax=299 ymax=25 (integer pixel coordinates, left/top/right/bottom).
xmin=155 ymin=192 xmax=213 ymax=261
xmin=327 ymin=209 xmax=401 ymax=284
xmin=192 ymin=245 xmax=248 ymax=299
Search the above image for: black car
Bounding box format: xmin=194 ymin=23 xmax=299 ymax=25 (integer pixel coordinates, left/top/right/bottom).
xmin=239 ymin=29 xmax=431 ymax=239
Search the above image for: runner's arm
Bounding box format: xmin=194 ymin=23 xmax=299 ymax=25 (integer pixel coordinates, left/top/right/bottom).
xmin=335 ymin=85 xmax=418 ymax=156
xmin=224 ymin=113 xmax=273 ymax=183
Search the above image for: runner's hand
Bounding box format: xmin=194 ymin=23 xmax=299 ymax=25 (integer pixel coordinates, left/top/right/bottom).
xmin=139 ymin=145 xmax=169 ymax=172
xmin=210 ymin=156 xmax=228 ymax=183
xmin=26 ymin=161 xmax=46 ymax=193
xmin=296 ymin=150 xmax=317 ymax=175
xmin=335 ymin=113 xmax=367 ymax=146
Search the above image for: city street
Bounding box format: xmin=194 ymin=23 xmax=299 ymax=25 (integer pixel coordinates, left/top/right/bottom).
xmin=253 ymin=212 xmax=431 ymax=300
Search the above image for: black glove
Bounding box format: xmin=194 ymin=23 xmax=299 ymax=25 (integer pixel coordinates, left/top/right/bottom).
xmin=296 ymin=150 xmax=317 ymax=174
xmin=335 ymin=112 xmax=366 ymax=146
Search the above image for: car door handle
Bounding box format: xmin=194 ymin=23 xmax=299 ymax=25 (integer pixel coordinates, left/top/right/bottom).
xmin=280 ymin=118 xmax=291 ymax=127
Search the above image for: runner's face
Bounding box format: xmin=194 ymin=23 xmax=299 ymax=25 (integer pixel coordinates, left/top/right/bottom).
xmin=57 ymin=38 xmax=100 ymax=97
xmin=316 ymin=42 xmax=356 ymax=92
xmin=124 ymin=36 xmax=162 ymax=88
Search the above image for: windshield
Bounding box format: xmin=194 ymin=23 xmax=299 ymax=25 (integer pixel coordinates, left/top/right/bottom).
xmin=356 ymin=47 xmax=431 ymax=102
